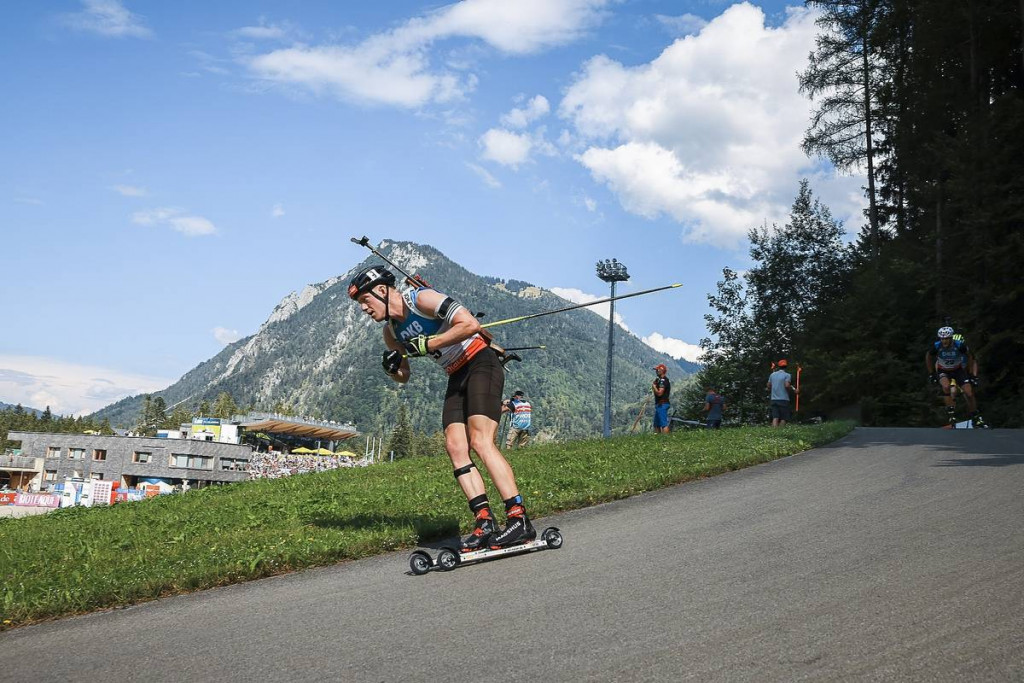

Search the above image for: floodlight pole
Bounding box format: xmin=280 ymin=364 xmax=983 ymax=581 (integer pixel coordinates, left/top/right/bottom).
xmin=596 ymin=259 xmax=629 ymax=438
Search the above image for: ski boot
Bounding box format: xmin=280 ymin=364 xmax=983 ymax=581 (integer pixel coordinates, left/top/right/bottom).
xmin=971 ymin=412 xmax=990 ymax=429
xmin=460 ymin=508 xmax=496 ymax=553
xmin=489 ymin=505 xmax=536 ymax=549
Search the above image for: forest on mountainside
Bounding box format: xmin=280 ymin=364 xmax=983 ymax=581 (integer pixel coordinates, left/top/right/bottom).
xmin=680 ymin=0 xmax=1024 ymax=427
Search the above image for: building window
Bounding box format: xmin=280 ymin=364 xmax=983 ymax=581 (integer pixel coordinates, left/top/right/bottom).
xmin=68 ymin=448 xmax=85 ymax=460
xmin=170 ymin=454 xmax=213 ymax=470
xmin=90 ymin=472 xmax=104 ymax=480
xmin=44 ymin=470 xmax=58 ymax=481
xmin=47 ymin=446 xmax=61 ymax=458
xmin=133 ymin=451 xmax=151 ymax=464
xmin=93 ymin=449 xmax=107 ymax=461
xmin=220 ymin=458 xmax=245 ymax=471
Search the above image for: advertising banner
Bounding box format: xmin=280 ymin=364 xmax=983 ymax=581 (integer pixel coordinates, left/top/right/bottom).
xmin=79 ymin=482 xmax=95 ymax=507
xmin=145 ymin=484 xmax=161 ymax=498
xmin=14 ymin=493 xmax=60 ymax=508
xmin=91 ymin=480 xmax=113 ymax=506
xmin=60 ymin=481 xmax=81 ymax=508
xmin=0 ymin=492 xmax=17 ymax=505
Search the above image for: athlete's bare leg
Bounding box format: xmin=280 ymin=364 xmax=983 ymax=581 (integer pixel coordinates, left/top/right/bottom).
xmin=444 ymin=423 xmax=487 ymax=500
xmin=466 ymin=414 xmax=520 ymax=501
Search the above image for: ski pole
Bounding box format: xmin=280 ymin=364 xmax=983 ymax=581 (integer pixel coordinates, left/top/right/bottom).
xmin=351 ymin=235 xmax=507 ymax=353
xmin=502 ymin=345 xmax=546 ymax=352
xmin=630 ymin=396 xmax=650 ymax=434
xmin=796 ymin=365 xmax=802 ymax=412
xmin=350 ymin=236 xmax=428 ymax=289
xmin=479 ymin=283 xmax=682 ymax=330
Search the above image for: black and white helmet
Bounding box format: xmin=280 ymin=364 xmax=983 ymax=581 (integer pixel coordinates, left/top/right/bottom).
xmin=348 ymin=266 xmax=396 ymax=300
xmin=937 ymin=326 xmax=954 ymax=339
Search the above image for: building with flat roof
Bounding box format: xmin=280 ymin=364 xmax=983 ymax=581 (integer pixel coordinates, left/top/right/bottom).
xmin=6 ymin=431 xmax=254 ymax=491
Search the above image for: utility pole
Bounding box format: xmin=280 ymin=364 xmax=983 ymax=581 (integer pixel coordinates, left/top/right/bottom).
xmin=596 ymin=258 xmax=629 ymax=438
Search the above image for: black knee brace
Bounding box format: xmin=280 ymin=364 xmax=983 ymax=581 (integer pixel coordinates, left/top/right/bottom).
xmin=453 ymin=462 xmax=477 ymax=480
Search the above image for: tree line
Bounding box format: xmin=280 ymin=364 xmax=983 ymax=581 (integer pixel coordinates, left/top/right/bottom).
xmin=1 ymin=405 xmax=114 ymax=451
xmin=682 ymin=0 xmax=1023 ymax=427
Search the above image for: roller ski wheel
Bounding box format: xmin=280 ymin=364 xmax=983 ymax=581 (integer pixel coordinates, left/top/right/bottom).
xmin=407 ymin=527 xmax=564 ymax=574
xmin=436 ymin=548 xmax=460 ymax=571
xmin=409 ymin=550 xmax=433 ymax=576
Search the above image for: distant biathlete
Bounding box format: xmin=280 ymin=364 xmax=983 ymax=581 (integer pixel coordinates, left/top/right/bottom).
xmin=348 ymin=265 xmax=535 ymax=551
xmin=502 ymin=390 xmax=532 ymax=449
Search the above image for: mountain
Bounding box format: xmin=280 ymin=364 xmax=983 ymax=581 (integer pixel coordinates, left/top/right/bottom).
xmin=93 ymin=240 xmax=698 ymax=440
xmin=0 ymin=402 xmax=43 ymax=416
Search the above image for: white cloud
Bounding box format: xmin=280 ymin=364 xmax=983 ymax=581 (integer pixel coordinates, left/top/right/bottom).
xmin=655 ymin=13 xmax=708 ymax=36
xmin=583 ymin=196 xmax=597 ymax=212
xmin=466 ymin=162 xmax=502 ymax=188
xmin=14 ymin=196 xmax=44 ymax=206
xmin=213 ymin=327 xmax=242 ymax=345
xmin=132 ymin=207 xmax=217 ymax=236
xmin=111 ymin=184 xmax=147 ymax=197
xmin=500 ymin=95 xmax=551 ymax=128
xmin=0 ymin=355 xmax=171 ymax=417
xmin=560 ymin=3 xmax=865 ymax=247
xmin=271 ymin=203 xmax=285 ymax=218
xmin=479 ymin=128 xmax=533 ymax=168
xmin=59 ymin=0 xmax=152 ymax=39
xmin=232 ymin=21 xmax=292 ymax=41
xmin=549 ymin=286 xmax=630 ymax=332
xmin=642 ymin=332 xmax=703 ymax=362
xmin=246 ymin=0 xmax=609 ymax=108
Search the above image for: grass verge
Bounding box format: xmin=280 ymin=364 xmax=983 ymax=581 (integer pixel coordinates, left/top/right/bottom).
xmin=0 ymin=422 xmax=853 ymax=629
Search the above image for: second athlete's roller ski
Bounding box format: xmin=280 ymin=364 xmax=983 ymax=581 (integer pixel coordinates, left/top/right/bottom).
xmin=408 ymin=527 xmax=564 ymax=575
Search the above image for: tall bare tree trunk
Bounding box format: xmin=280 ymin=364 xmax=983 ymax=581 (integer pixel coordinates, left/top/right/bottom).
xmin=935 ymin=184 xmax=944 ymax=315
xmin=862 ymin=31 xmax=880 ymax=259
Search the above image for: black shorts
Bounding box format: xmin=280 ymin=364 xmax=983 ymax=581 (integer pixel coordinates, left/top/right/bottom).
xmin=770 ymin=400 xmax=791 ymax=421
xmin=442 ymin=347 xmax=505 ymax=428
xmin=938 ymin=367 xmax=969 ymax=386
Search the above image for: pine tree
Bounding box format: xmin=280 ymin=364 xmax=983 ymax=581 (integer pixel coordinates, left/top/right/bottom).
xmin=212 ymin=392 xmax=238 ymax=419
xmin=387 ymin=403 xmax=414 ymax=460
xmin=799 ymin=0 xmax=885 ymax=256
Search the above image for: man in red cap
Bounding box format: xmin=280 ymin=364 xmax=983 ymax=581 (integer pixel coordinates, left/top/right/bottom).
xmin=652 ymin=364 xmax=671 ymax=433
xmin=767 ymin=359 xmax=796 ymax=427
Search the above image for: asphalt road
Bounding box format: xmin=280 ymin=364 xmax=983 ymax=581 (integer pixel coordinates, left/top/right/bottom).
xmin=3 ymin=428 xmax=1022 ymax=682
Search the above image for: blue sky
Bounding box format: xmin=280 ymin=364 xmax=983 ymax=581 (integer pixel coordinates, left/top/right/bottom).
xmin=0 ymin=0 xmax=866 ymax=415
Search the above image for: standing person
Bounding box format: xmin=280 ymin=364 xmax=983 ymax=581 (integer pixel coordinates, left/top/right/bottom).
xmin=652 ymin=364 xmax=671 ymax=434
xmin=348 ymin=265 xmax=535 ymax=551
xmin=703 ymin=387 xmax=726 ymax=429
xmin=501 ymin=390 xmax=532 ymax=449
xmin=925 ymin=326 xmax=986 ymax=427
xmin=767 ymin=359 xmax=797 ymax=427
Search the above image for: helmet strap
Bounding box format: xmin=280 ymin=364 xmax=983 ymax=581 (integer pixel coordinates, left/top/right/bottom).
xmin=371 ymin=285 xmax=391 ymax=322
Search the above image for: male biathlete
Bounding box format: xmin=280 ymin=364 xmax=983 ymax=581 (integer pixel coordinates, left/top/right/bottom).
xmin=925 ymin=325 xmax=987 ymax=427
xmin=348 ymin=265 xmax=535 ymax=551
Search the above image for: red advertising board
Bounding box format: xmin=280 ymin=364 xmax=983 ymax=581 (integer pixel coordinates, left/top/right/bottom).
xmin=0 ymin=492 xmax=17 ymax=505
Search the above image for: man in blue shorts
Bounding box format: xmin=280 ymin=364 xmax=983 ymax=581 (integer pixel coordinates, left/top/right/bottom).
xmin=652 ymin=364 xmax=671 ymax=434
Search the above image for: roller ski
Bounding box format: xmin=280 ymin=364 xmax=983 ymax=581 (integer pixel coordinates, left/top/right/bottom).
xmin=407 ymin=526 xmax=563 ymax=575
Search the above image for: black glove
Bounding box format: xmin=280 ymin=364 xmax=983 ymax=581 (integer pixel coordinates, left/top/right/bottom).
xmin=382 ymin=350 xmax=402 ymax=375
xmin=968 ymin=375 xmax=979 ymax=387
xmin=929 ymin=373 xmax=938 ymax=385
xmin=401 ymin=334 xmax=432 ymax=358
